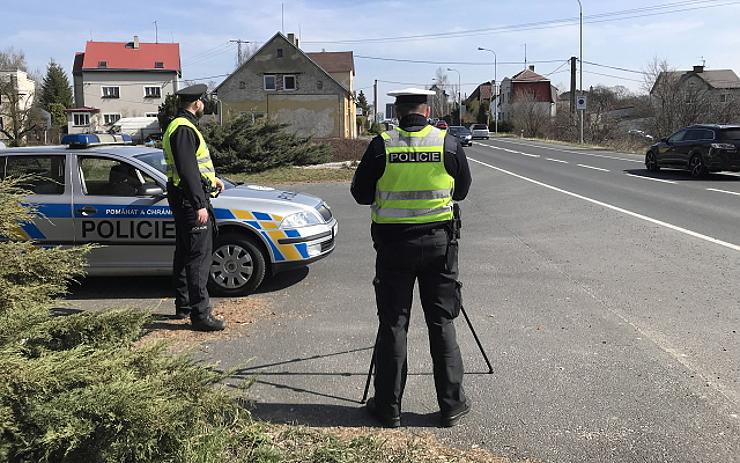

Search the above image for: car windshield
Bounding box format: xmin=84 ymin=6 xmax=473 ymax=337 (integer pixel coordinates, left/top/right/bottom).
xmin=134 ymin=151 xmax=237 ymax=190
xmin=449 ymin=126 xmax=471 ymax=135
xmin=471 ymin=125 xmax=487 ymax=130
xmin=720 ymin=129 xmax=740 ymax=141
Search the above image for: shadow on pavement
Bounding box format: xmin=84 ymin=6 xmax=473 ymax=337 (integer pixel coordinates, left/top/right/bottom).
xmin=250 ymin=402 xmax=439 ymax=428
xmin=624 ymin=168 xmax=740 ymax=182
xmin=66 ymin=267 xmax=310 ymax=300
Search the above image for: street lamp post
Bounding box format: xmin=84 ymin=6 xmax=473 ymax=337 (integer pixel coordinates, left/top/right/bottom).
xmin=577 ymin=0 xmax=584 ymax=144
xmin=447 ymin=67 xmax=461 ymax=125
xmin=477 ymin=47 xmax=498 ymax=135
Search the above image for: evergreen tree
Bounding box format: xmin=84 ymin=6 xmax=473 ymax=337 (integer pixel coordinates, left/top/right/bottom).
xmin=356 ymin=90 xmax=370 ymax=117
xmin=157 ymin=93 xmax=179 ymax=131
xmin=38 ymin=60 xmax=73 ymax=127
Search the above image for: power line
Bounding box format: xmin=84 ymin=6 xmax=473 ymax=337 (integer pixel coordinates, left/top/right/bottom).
xmin=582 ymin=70 xmax=645 ymax=83
xmin=302 ymin=0 xmax=740 ymax=44
xmin=545 ymin=60 xmax=571 ymax=77
xmin=582 ymin=60 xmax=647 ymax=75
xmin=356 ymin=56 xmax=564 ymax=66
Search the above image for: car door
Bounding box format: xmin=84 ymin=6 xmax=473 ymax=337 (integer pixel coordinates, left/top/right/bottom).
xmin=661 ymin=129 xmax=688 ymax=165
xmin=2 ymin=153 xmax=75 ymax=245
xmin=72 ymin=154 xmax=175 ymax=274
xmin=677 ymin=129 xmax=703 ymax=166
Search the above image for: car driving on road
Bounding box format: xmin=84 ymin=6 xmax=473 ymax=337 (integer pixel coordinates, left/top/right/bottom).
xmin=0 ymin=134 xmax=338 ymax=296
xmin=448 ymin=126 xmax=473 ymax=146
xmin=645 ymin=124 xmax=740 ymax=177
xmin=470 ymin=124 xmax=490 ymax=139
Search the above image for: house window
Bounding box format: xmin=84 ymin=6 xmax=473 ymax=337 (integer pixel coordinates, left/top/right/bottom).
xmin=145 ymin=112 xmax=158 ymax=118
xmin=154 ymin=61 xmax=164 ymax=69
xmin=316 ymin=80 xmax=323 ymax=90
xmin=73 ymin=113 xmax=90 ymax=126
xmin=283 ymin=75 xmax=296 ymax=91
xmin=101 ymin=86 xmax=120 ymax=99
xmin=264 ymin=75 xmax=276 ymax=91
xmin=720 ymin=94 xmax=728 ymax=103
xmin=98 ymin=61 xmax=107 ymax=68
xmin=144 ymin=86 xmax=162 ymax=98
xmin=277 ymin=48 xmax=284 ymax=58
xmin=239 ymin=81 xmax=246 ymax=89
xmin=103 ymin=113 xmax=121 ymax=125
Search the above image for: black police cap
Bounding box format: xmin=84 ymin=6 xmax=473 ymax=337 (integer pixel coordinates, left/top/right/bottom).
xmin=176 ymin=84 xmax=208 ymax=102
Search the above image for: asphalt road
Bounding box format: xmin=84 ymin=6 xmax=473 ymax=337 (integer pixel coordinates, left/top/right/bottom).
xmin=67 ymin=138 xmax=740 ymax=462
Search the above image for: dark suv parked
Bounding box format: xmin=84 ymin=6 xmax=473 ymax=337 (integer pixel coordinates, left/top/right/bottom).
xmin=645 ymin=124 xmax=740 ymax=177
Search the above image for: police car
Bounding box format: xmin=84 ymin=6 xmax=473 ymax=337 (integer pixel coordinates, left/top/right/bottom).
xmin=0 ymin=134 xmax=337 ymax=296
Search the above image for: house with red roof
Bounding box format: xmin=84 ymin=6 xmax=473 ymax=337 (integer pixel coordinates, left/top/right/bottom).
xmin=68 ymin=36 xmax=181 ymax=134
xmin=215 ymin=32 xmax=356 ymax=139
xmin=498 ymin=65 xmax=559 ymax=124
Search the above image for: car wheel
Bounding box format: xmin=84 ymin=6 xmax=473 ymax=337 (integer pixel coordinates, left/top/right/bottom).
xmin=645 ymin=151 xmax=660 ymax=172
xmin=688 ymin=154 xmax=707 ymax=178
xmin=208 ymin=232 xmax=267 ymax=296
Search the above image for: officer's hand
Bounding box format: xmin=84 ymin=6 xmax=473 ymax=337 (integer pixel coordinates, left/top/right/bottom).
xmin=196 ymin=208 xmax=209 ymax=225
xmin=214 ymin=177 xmax=225 ymax=193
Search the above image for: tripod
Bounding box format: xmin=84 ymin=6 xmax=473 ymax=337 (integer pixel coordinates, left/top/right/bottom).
xmin=360 ymin=304 xmax=493 ymax=404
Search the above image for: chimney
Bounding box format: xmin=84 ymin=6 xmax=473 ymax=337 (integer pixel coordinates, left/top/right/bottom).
xmin=529 ymin=65 xmax=535 ymax=71
xmin=693 ymin=65 xmax=704 ymax=73
xmin=287 ymin=33 xmax=299 ymax=48
xmin=133 ymin=35 xmax=140 ymax=49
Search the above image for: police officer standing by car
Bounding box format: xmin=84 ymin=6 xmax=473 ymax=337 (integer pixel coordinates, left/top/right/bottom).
xmin=163 ymin=84 xmax=226 ymax=331
xmin=351 ymin=88 xmax=473 ymax=428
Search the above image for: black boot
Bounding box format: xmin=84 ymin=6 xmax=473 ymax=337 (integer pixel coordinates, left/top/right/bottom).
xmin=365 ymin=397 xmax=401 ymax=428
xmin=440 ymin=401 xmax=470 ymax=428
xmin=191 ymin=315 xmax=226 ymax=332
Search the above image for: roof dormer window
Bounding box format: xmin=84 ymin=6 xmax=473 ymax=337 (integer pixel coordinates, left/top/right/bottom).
xmin=154 ymin=61 xmax=164 ymax=69
xmin=98 ymin=61 xmax=107 ymax=68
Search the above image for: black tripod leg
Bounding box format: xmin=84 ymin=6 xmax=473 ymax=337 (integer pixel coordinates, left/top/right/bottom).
xmin=460 ymin=305 xmax=494 ymax=374
xmin=361 ymin=329 xmax=379 ymax=403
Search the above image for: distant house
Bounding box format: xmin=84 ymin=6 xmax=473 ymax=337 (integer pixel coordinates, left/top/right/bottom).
xmin=498 ymin=66 xmax=558 ymax=122
xmin=464 ymin=82 xmax=496 ymax=123
xmin=0 ymin=69 xmax=36 ymax=142
xmin=465 ymin=82 xmax=493 ymax=107
xmin=651 ymin=65 xmax=740 ymax=104
xmin=68 ymin=36 xmax=181 ymax=134
xmin=216 ymin=32 xmax=356 ymax=139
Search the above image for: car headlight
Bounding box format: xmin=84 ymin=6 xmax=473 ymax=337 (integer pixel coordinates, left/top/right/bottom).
xmin=280 ymin=211 xmax=321 ymax=228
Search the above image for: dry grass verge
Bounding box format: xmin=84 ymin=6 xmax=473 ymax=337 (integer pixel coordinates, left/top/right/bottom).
xmin=229 ymin=166 xmax=355 ymax=185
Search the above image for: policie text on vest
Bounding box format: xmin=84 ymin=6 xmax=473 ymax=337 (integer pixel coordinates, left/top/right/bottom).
xmin=389 ymin=151 xmax=443 ymax=163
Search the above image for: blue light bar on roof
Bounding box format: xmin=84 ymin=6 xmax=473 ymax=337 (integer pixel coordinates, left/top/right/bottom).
xmin=62 ymin=133 xmax=133 ymax=148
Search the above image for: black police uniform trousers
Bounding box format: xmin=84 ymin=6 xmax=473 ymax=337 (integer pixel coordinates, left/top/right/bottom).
xmin=168 ymin=183 xmax=213 ymax=320
xmin=372 ymin=227 xmax=466 ymax=416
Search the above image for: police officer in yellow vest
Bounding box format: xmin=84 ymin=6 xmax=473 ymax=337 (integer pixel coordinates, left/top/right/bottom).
xmin=163 ymin=84 xmax=226 ymax=331
xmin=351 ymin=88 xmax=472 ymax=427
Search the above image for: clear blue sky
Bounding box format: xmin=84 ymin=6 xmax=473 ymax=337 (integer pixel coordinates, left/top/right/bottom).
xmin=5 ymin=0 xmax=740 ymax=109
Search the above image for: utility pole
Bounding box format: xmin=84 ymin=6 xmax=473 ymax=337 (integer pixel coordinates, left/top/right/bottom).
xmin=577 ymin=0 xmax=584 ymax=144
xmin=373 ymin=79 xmax=378 ymax=124
xmin=229 ymin=39 xmax=251 ymax=67
xmin=570 ymin=56 xmax=577 ymax=115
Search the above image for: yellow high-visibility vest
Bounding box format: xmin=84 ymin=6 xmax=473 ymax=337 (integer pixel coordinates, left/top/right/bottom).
xmin=372 ymin=125 xmax=454 ymax=224
xmin=162 ymin=117 xmax=217 ymax=196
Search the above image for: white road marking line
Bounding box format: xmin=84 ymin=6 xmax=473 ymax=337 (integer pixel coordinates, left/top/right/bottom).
xmin=468 ymin=157 xmax=740 ymax=253
xmin=492 ymin=139 xmax=644 ymax=163
xmin=706 ymin=188 xmax=740 ymax=197
xmin=521 ymin=153 xmax=541 ymax=158
xmin=577 ymin=163 xmax=609 ymax=172
xmin=624 ymin=173 xmax=677 ymax=184
xmin=546 ymin=158 xmax=568 ymax=164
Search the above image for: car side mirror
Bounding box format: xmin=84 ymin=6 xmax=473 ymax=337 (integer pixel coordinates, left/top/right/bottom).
xmin=138 ymin=183 xmax=164 ymax=197
xmin=660 ymin=138 xmax=668 ymax=144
